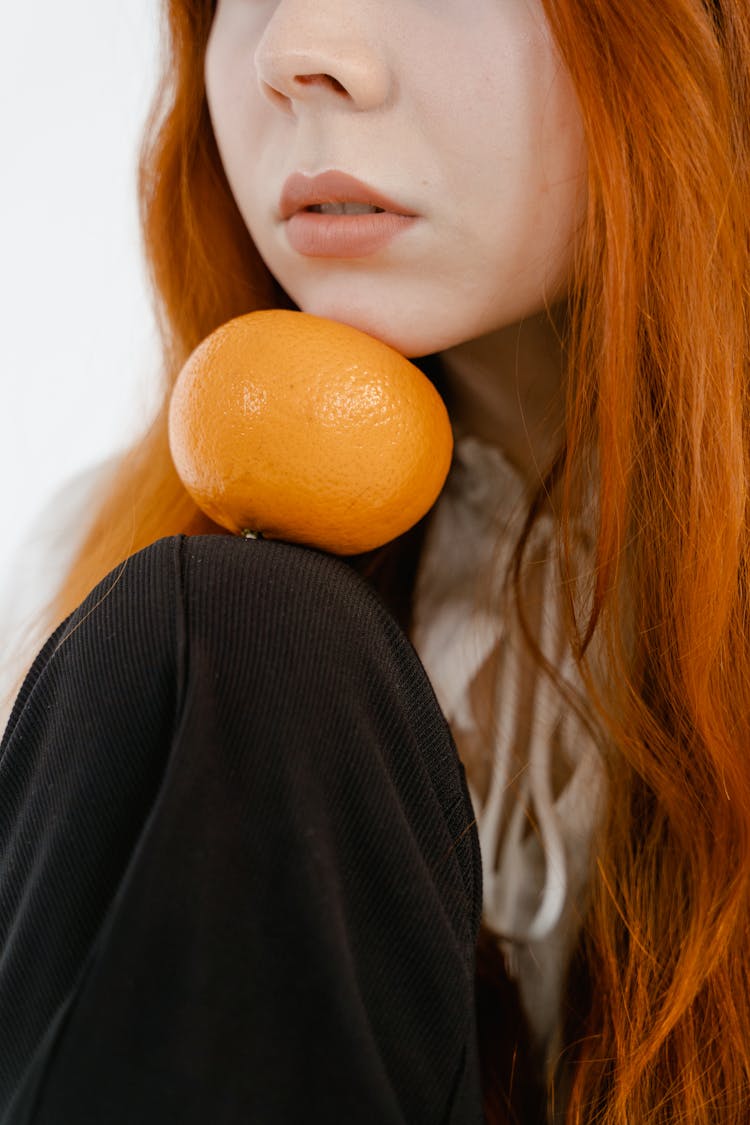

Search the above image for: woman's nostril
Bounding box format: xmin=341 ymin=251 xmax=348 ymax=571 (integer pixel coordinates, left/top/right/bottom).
xmin=296 ymin=73 xmax=348 ymax=95
xmin=255 ymin=48 xmax=392 ymax=113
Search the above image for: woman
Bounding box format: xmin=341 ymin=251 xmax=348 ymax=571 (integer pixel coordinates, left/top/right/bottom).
xmin=3 ymin=1 xmax=750 ymax=1121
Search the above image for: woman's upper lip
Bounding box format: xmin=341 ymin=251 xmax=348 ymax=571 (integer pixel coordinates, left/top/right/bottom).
xmin=279 ymin=171 xmax=417 ymax=220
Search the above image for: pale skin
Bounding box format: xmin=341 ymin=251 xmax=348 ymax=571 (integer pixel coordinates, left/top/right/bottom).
xmin=204 ymin=0 xmax=588 ymax=483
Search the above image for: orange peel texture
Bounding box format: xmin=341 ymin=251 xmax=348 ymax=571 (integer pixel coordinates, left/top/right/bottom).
xmin=168 ymin=309 xmax=454 ymax=555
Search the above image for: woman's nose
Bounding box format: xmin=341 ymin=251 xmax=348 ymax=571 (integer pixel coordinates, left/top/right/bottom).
xmin=254 ymin=4 xmax=393 ymax=115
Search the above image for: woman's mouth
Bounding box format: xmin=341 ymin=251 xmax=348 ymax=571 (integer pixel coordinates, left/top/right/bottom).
xmin=305 ymin=202 xmax=386 ymax=215
xmin=279 ymin=170 xmax=419 ymax=257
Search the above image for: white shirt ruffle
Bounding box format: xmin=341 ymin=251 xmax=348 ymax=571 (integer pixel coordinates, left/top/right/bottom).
xmin=411 ymin=431 xmax=607 ymax=1062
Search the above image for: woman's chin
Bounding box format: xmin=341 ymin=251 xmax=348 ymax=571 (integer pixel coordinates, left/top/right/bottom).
xmin=287 ymin=298 xmax=454 ymax=359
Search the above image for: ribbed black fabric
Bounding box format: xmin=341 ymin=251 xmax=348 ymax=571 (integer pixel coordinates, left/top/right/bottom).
xmin=0 ymin=534 xmax=484 ymax=1124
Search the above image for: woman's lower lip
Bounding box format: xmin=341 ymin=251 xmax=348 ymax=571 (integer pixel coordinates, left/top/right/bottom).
xmin=285 ymin=212 xmax=418 ymax=258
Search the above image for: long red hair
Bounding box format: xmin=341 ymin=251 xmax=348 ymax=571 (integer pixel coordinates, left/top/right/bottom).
xmin=23 ymin=0 xmax=750 ymax=1120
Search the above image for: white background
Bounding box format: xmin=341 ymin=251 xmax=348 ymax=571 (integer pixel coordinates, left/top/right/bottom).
xmin=0 ymin=2 xmax=163 ymax=603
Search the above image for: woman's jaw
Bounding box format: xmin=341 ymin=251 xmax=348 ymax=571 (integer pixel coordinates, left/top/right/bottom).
xmin=261 ymin=229 xmax=579 ymax=361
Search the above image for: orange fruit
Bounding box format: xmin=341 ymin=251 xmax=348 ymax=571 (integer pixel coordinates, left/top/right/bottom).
xmin=168 ymin=309 xmax=453 ymax=555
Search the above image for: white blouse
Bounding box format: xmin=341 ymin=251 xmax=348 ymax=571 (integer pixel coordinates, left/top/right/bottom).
xmin=410 ymin=430 xmax=607 ymax=1066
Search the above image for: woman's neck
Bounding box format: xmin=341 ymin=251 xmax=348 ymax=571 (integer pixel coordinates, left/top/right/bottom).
xmin=438 ymin=305 xmax=568 ymax=485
